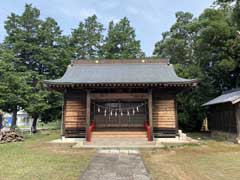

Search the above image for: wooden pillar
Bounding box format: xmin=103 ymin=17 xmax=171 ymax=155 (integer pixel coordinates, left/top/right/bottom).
xmin=174 ymin=97 xmax=178 ymax=134
xmin=61 ymin=91 xmax=66 ymax=137
xmin=148 ymin=89 xmax=153 ymax=140
xmin=236 ymin=103 xmax=240 ymax=138
xmin=86 ymin=90 xmax=91 ymax=140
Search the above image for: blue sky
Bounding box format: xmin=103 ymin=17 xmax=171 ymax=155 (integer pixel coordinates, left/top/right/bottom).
xmin=0 ymin=0 xmax=214 ymax=56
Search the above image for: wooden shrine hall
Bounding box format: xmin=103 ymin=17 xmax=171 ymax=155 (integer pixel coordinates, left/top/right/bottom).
xmin=44 ymin=59 xmax=197 ymax=141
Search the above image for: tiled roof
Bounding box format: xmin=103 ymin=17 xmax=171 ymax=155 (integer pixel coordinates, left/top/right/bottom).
xmin=44 ymin=59 xmax=197 ymax=87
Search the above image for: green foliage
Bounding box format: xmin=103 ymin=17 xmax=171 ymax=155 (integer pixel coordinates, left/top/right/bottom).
xmin=0 ymin=47 xmax=30 ymax=112
xmin=104 ymin=17 xmax=145 ymax=59
xmin=217 ymin=58 xmax=236 ymax=72
xmin=0 ymin=4 xmax=145 ymax=130
xmin=69 ymin=16 xmax=144 ymax=59
xmin=154 ymin=3 xmax=240 ymax=131
xmin=2 ymin=4 xmax=72 ymax=129
xmin=24 ymin=76 xmax=50 ymax=117
xmin=41 ymin=92 xmax=63 ymax=123
xmin=154 ymin=12 xmax=198 ymax=65
xmin=70 ymin=15 xmax=104 ymax=59
xmin=4 ymin=5 xmax=71 ymax=78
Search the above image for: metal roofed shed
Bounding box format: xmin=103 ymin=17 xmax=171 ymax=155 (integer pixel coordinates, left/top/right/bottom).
xmin=202 ymin=89 xmax=240 ymax=141
xmin=202 ymin=90 xmax=240 ymax=106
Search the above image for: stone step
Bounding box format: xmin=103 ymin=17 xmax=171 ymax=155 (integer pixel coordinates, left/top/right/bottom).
xmin=73 ymin=138 xmax=164 ymax=148
xmin=92 ymin=131 xmax=147 ymax=135
xmin=83 ymin=141 xmax=156 ymax=146
xmin=97 ymin=149 xmax=140 ymax=154
xmin=90 ymin=138 xmax=150 ymax=143
xmin=92 ymin=135 xmax=147 ymax=138
xmin=91 ymin=131 xmax=147 ymax=138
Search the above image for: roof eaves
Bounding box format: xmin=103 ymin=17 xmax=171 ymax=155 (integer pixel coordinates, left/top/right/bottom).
xmin=232 ymin=97 xmax=240 ymax=104
xmin=202 ymin=96 xmax=240 ymax=107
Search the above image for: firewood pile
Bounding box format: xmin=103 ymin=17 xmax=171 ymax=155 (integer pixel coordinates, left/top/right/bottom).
xmin=0 ymin=130 xmax=24 ymax=144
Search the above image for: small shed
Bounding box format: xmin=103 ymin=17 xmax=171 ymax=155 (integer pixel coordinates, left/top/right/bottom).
xmin=203 ymin=89 xmax=240 ymax=138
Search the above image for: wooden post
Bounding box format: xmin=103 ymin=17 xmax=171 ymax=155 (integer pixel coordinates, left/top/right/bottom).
xmin=236 ymin=103 xmax=240 ymax=138
xmin=148 ymin=89 xmax=153 ymax=140
xmin=174 ymin=97 xmax=178 ymax=134
xmin=86 ymin=90 xmax=91 ymax=141
xmin=61 ymin=92 xmax=65 ymax=137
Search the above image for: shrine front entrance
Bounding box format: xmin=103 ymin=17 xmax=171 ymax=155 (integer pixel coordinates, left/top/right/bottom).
xmin=92 ymin=101 xmax=148 ymax=129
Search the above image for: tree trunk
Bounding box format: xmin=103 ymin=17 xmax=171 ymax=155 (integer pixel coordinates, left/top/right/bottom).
xmin=11 ymin=108 xmax=17 ymax=130
xmin=0 ymin=113 xmax=3 ymax=130
xmin=31 ymin=115 xmax=38 ymax=133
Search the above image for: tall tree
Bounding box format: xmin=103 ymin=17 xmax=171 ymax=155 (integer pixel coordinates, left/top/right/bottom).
xmin=0 ymin=47 xmax=30 ymax=129
xmin=3 ymin=4 xmax=71 ymax=132
xmin=195 ymin=8 xmax=238 ymax=91
xmin=154 ymin=12 xmax=206 ymax=130
xmin=154 ymin=12 xmax=198 ymax=65
xmin=153 ymin=7 xmax=240 ymax=131
xmin=70 ymin=15 xmax=104 ymax=59
xmin=104 ymin=17 xmax=144 ymax=59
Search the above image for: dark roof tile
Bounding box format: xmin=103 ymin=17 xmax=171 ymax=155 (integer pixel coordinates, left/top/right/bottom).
xmin=44 ymin=60 xmax=197 ymax=86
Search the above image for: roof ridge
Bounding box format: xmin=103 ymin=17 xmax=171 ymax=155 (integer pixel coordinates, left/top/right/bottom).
xmin=72 ymin=63 xmax=170 ymax=67
xmin=222 ymin=88 xmax=240 ymax=94
xmin=71 ymin=59 xmax=170 ymax=65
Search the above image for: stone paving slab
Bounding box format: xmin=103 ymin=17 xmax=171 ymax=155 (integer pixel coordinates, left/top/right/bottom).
xmin=79 ymin=150 xmax=150 ymax=180
xmin=73 ymin=140 xmax=164 ymax=149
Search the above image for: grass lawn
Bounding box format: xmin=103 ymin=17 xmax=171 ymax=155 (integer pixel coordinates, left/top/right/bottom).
xmin=142 ymin=133 xmax=240 ymax=180
xmin=17 ymin=121 xmax=61 ymax=130
xmin=0 ymin=130 xmax=95 ymax=180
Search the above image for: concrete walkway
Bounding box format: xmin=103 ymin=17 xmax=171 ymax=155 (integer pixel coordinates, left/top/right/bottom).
xmin=79 ymin=150 xmax=150 ymax=180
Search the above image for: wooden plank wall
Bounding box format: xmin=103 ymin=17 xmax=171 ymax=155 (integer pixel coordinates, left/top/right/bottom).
xmin=64 ymin=90 xmax=86 ymax=137
xmin=152 ymin=92 xmax=177 ymax=129
xmin=208 ymin=103 xmax=237 ymax=134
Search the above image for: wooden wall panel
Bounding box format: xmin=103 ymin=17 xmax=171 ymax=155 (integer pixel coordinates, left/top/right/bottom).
xmin=208 ymin=103 xmax=237 ymax=134
xmin=152 ymin=93 xmax=176 ymax=129
xmin=64 ymin=90 xmax=86 ymax=137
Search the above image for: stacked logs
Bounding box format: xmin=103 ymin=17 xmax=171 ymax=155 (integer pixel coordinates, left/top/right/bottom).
xmin=0 ymin=130 xmax=24 ymax=144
